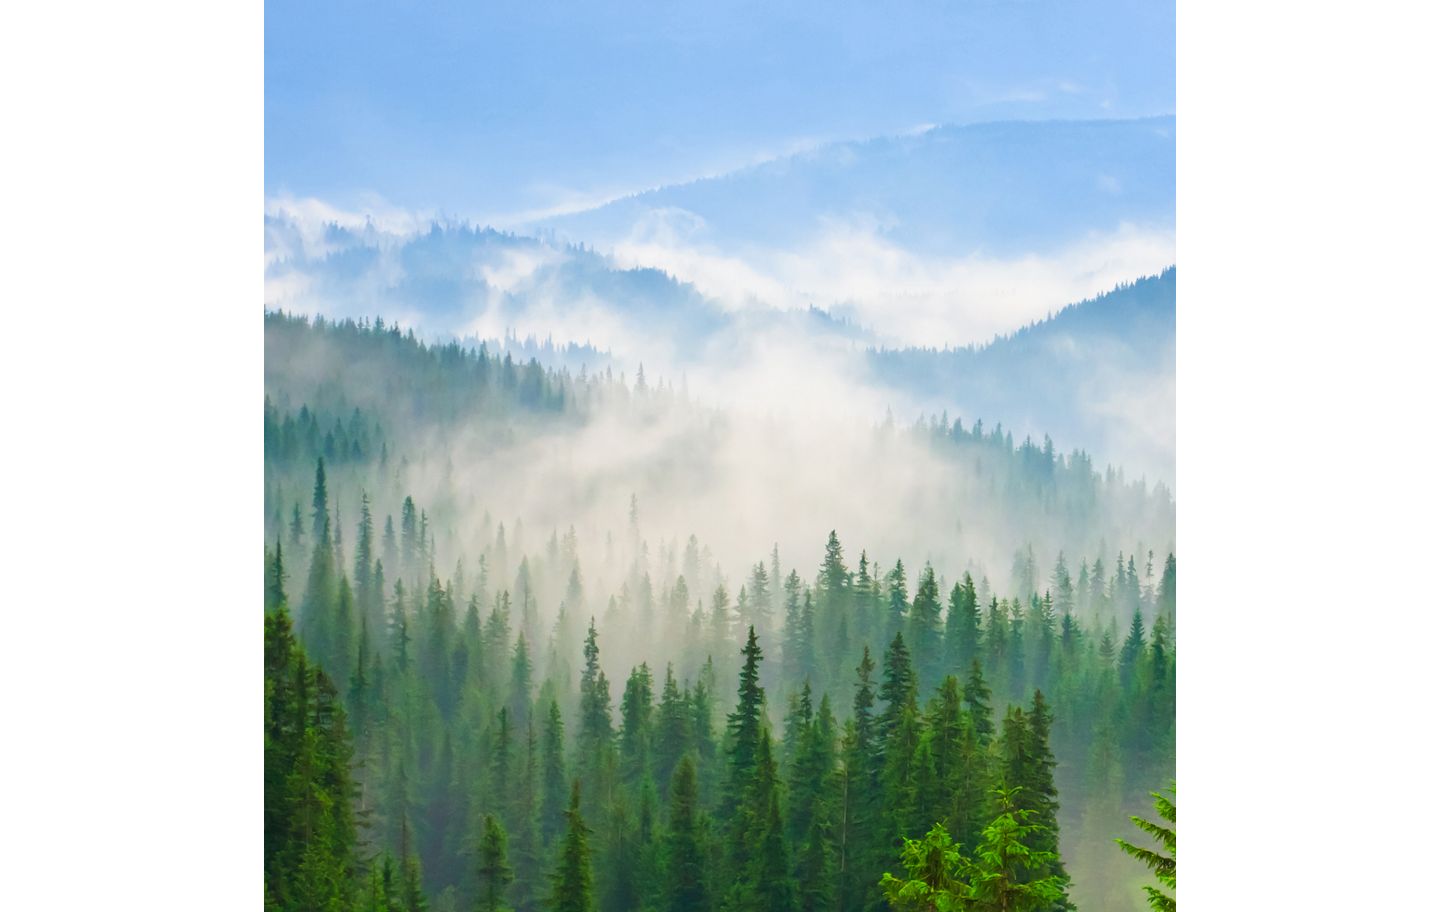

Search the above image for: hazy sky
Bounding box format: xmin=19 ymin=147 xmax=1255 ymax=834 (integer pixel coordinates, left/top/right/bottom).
xmin=265 ymin=0 xmax=1175 ymax=225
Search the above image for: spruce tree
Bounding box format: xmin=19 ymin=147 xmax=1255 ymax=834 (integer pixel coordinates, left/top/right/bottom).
xmin=877 ymin=823 xmax=964 ymax=912
xmin=722 ymin=626 xmax=766 ymax=823
xmin=653 ymin=665 xmax=691 ymax=798
xmin=477 ymin=814 xmax=515 ymax=912
xmin=964 ymin=788 xmax=1066 ymax=912
xmin=549 ymin=782 xmax=595 ymax=912
xmin=619 ymin=663 xmax=655 ymax=788
xmin=781 ymin=570 xmax=807 ymax=685
xmin=943 ymin=573 xmax=980 ymax=676
xmin=267 ymin=539 xmax=288 ymax=614
xmin=662 ymin=755 xmax=707 ymax=912
xmin=541 ymin=700 xmax=569 ymax=846
xmin=963 ymin=660 xmax=995 ymax=744
xmin=907 ymin=563 xmax=942 ymax=691
xmin=878 ymin=632 xmax=917 ymax=744
xmin=1115 ymin=784 xmax=1176 ymax=912
xmin=1119 ymin=609 xmax=1146 ymax=688
xmin=885 ymin=560 xmax=908 ymax=640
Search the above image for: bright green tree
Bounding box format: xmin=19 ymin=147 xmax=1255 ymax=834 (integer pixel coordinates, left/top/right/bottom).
xmin=1116 ymin=785 xmax=1176 ymax=912
xmin=965 ymin=788 xmax=1066 ymax=912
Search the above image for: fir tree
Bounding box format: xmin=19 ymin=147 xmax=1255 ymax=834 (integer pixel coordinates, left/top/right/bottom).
xmin=964 ymin=788 xmax=1067 ymax=912
xmin=619 ymin=663 xmax=655 ymax=787
xmin=1116 ymin=784 xmax=1176 ymax=912
xmin=963 ymin=660 xmax=994 ymax=744
xmin=907 ymin=563 xmax=943 ymax=691
xmin=548 ymin=782 xmax=595 ymax=912
xmin=477 ymin=814 xmax=515 ymax=912
xmin=878 ymin=632 xmax=917 ymax=744
xmin=662 ymin=755 xmax=708 ymax=912
xmin=943 ymin=573 xmax=980 ymax=677
xmin=653 ymin=665 xmax=691 ymax=798
xmin=541 ymin=699 xmax=569 ymax=845
xmin=722 ymin=626 xmax=766 ymax=823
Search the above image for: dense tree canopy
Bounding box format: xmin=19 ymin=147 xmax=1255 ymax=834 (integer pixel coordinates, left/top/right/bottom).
xmin=264 ymin=315 xmax=1176 ymax=912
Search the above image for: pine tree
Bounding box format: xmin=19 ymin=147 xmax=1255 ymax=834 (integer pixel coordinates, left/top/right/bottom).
xmin=1023 ymin=692 xmax=1071 ymax=910
xmin=399 ymin=814 xmax=429 ymax=912
xmin=300 ymin=494 xmax=339 ymax=673
xmin=1115 ymin=784 xmax=1176 ymax=912
xmin=510 ymin=634 xmax=534 ymax=731
xmin=964 ymin=788 xmax=1067 ymax=912
xmin=267 ymin=538 xmax=288 ymax=614
xmin=747 ymin=788 xmax=796 ymax=912
xmin=1119 ymin=609 xmax=1146 ymax=688
xmin=877 ymin=823 xmax=964 ymax=912
xmin=878 ymin=632 xmax=917 ymax=744
xmin=511 ymin=723 xmax=543 ymax=912
xmin=943 ymin=573 xmax=980 ymax=677
xmin=819 ymin=531 xmax=849 ymax=601
xmin=1157 ymin=554 xmax=1177 ymax=624
xmin=662 ymin=755 xmax=707 ymax=912
xmin=548 ymin=782 xmax=595 ymax=912
xmin=792 ymin=696 xmax=838 ymax=912
xmin=356 ymin=491 xmax=377 ymax=623
xmin=907 ymin=563 xmax=942 ymax=691
xmin=541 ymin=700 xmax=569 ymax=846
xmin=312 ymin=457 xmax=330 ymax=541
xmin=963 ymin=660 xmax=994 ymax=745
xmin=619 ymin=663 xmax=655 ymax=787
xmin=722 ymin=626 xmax=766 ymax=823
xmin=477 ymin=814 xmax=515 ymax=912
xmin=653 ymin=665 xmax=691 ymax=798
xmin=885 ymin=560 xmax=908 ymax=640
xmin=491 ymin=709 xmax=514 ymax=824
xmin=838 ymin=647 xmax=883 ymax=912
xmin=264 ymin=603 xmax=359 ymax=911
xmin=749 ymin=561 xmax=773 ymax=645
xmin=290 ymin=503 xmax=306 ymax=551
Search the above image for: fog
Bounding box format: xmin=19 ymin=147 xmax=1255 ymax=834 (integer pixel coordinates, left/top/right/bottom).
xmin=267 ymin=313 xmax=1173 ymax=686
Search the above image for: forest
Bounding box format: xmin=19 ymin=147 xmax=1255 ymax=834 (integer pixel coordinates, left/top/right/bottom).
xmin=265 ymin=313 xmax=1176 ymax=912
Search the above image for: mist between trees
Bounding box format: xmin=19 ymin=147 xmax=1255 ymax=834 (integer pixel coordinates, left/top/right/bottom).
xmin=265 ymin=312 xmax=1176 ymax=912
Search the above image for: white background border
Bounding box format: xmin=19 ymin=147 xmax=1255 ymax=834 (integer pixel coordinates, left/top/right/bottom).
xmin=4 ymin=0 xmax=1439 ymax=906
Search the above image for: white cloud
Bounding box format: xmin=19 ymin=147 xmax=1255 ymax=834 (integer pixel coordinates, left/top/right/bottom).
xmin=607 ymin=214 xmax=1175 ymax=348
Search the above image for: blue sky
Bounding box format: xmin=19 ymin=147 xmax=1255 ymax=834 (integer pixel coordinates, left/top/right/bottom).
xmin=266 ymin=0 xmax=1174 ymax=225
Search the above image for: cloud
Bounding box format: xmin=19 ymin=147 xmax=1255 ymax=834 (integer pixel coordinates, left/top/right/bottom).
xmin=606 ymin=214 xmax=1176 ymax=348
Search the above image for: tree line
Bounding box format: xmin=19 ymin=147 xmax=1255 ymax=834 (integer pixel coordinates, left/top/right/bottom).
xmin=265 ymin=458 xmax=1175 ymax=911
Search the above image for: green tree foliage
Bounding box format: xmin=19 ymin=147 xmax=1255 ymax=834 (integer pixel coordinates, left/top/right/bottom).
xmin=908 ymin=563 xmax=943 ymax=691
xmin=878 ymin=823 xmax=966 ymax=912
xmin=264 ymin=435 xmax=1173 ymax=912
xmin=965 ymin=788 xmax=1067 ymax=912
xmin=1116 ymin=785 xmax=1176 ymax=912
xmin=265 ymin=603 xmax=359 ymax=911
xmin=476 ymin=814 xmax=515 ymax=912
xmin=879 ymin=787 xmax=1067 ymax=912
xmin=722 ymin=626 xmax=766 ymax=824
xmin=549 ymin=783 xmax=595 ymax=912
xmin=662 ymin=755 xmax=708 ymax=912
xmin=541 ymin=700 xmax=569 ymax=845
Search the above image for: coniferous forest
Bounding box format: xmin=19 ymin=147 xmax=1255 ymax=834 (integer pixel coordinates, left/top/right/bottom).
xmin=265 ymin=313 xmax=1176 ymax=912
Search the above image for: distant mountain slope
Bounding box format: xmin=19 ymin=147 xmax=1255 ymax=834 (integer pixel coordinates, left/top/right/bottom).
xmin=265 ymin=218 xmax=734 ymax=363
xmin=532 ymin=116 xmax=1175 ymax=258
xmin=267 ymin=210 xmax=1174 ymax=480
xmin=870 ymin=268 xmax=1176 ymax=481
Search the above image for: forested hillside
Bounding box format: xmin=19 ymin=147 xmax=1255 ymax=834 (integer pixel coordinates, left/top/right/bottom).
xmin=868 ymin=269 xmax=1176 ymax=484
xmin=265 ymin=314 xmax=1175 ymax=912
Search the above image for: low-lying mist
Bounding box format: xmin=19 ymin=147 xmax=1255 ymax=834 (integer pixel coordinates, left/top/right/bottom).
xmin=267 ymin=312 xmax=1174 ymax=684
